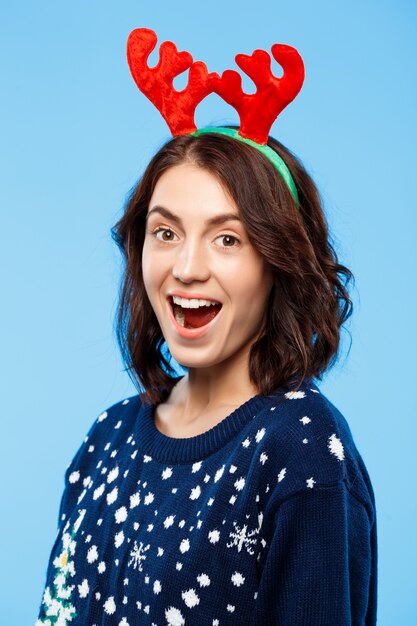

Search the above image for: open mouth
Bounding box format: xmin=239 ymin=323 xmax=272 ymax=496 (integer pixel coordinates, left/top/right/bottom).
xmin=169 ymin=297 xmax=222 ymax=329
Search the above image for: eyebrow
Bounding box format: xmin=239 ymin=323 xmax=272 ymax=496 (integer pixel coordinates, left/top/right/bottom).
xmin=146 ymin=205 xmax=241 ymax=228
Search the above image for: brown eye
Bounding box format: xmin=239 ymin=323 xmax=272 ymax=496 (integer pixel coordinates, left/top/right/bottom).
xmin=154 ymin=228 xmax=177 ymax=242
xmin=215 ymin=234 xmax=240 ymax=249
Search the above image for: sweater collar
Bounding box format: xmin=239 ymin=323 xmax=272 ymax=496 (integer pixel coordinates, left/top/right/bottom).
xmin=135 ymin=376 xmax=313 ymax=463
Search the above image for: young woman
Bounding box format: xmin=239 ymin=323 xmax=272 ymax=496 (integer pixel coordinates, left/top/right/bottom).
xmin=36 ymin=128 xmax=377 ymax=625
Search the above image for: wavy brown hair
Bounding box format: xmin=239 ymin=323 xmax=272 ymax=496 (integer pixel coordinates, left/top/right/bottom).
xmin=111 ymin=126 xmax=354 ymax=405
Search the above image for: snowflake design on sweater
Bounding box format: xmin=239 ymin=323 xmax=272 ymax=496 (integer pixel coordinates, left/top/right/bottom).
xmin=128 ymin=540 xmax=150 ymax=571
xmin=226 ymin=522 xmax=258 ymax=555
xmin=36 ymin=509 xmax=86 ymax=626
xmin=226 ymin=513 xmax=263 ymax=555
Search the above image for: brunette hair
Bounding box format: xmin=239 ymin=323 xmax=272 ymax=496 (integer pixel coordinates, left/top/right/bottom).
xmin=111 ymin=126 xmax=354 ymax=405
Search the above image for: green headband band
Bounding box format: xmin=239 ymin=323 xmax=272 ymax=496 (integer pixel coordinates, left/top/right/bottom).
xmin=191 ymin=127 xmax=299 ymax=204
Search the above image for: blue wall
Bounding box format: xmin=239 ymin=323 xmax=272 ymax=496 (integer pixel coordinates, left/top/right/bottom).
xmin=1 ymin=1 xmax=416 ymax=623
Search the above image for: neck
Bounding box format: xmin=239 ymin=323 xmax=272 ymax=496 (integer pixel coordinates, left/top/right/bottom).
xmin=172 ymin=350 xmax=260 ymax=424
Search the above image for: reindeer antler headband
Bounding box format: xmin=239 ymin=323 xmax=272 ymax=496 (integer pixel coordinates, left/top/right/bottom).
xmin=127 ymin=28 xmax=305 ymax=203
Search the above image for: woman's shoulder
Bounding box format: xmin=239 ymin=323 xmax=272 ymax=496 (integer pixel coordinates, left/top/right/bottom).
xmin=251 ymin=379 xmax=376 ymax=519
xmin=87 ymin=391 xmax=145 ymax=441
xmin=63 ymin=391 xmax=146 ymax=481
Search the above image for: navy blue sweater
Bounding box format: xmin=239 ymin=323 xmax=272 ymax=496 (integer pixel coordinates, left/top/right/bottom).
xmin=36 ymin=376 xmax=377 ymax=625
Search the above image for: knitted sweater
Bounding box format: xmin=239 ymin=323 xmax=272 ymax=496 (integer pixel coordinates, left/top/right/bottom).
xmin=36 ymin=376 xmax=377 ymax=625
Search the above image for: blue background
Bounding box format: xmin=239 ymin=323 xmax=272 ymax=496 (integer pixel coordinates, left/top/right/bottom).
xmin=1 ymin=1 xmax=416 ymax=624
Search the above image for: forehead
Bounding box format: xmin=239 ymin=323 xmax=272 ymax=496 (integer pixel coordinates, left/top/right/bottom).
xmin=148 ymin=163 xmax=239 ymax=218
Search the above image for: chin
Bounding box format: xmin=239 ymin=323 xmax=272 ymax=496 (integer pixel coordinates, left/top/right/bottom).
xmin=166 ymin=345 xmax=223 ymax=370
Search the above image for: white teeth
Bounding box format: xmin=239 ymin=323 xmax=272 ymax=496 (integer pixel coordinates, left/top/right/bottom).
xmin=172 ymin=296 xmax=219 ymax=309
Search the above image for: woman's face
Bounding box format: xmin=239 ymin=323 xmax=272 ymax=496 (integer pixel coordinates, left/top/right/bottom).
xmin=142 ymin=162 xmax=274 ymax=371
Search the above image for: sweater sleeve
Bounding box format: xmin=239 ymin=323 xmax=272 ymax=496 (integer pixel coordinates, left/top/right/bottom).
xmin=250 ymin=482 xmax=376 ymax=626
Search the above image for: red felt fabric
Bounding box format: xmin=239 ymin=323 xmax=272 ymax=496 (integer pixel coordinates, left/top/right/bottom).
xmin=127 ymin=28 xmax=305 ymax=145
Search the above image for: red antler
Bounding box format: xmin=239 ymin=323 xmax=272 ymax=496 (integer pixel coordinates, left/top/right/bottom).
xmin=211 ymin=44 xmax=305 ymax=145
xmin=127 ymin=28 xmax=219 ymax=135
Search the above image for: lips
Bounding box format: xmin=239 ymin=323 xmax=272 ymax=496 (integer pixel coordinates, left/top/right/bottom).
xmin=166 ymin=296 xmax=223 ymax=338
xmin=168 ymin=297 xmax=222 ymax=328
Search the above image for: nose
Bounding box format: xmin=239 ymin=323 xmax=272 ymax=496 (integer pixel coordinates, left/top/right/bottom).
xmin=172 ymin=238 xmax=210 ymax=283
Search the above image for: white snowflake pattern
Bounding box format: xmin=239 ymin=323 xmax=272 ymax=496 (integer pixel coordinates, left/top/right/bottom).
xmin=107 ymin=486 xmax=118 ymax=505
xmin=78 ymin=579 xmax=89 ymax=598
xmin=115 ymin=506 xmax=128 ymax=523
xmin=234 ymin=477 xmax=245 ymax=491
xmin=69 ymin=471 xmax=80 ymax=484
xmin=144 ymin=492 xmax=155 ymax=505
xmin=190 ymin=485 xmax=201 ymax=500
xmin=226 ymin=513 xmax=263 ymax=555
xmin=285 ymin=390 xmax=306 ymax=400
xmin=277 ymin=467 xmax=286 ymax=482
xmin=231 ymin=571 xmax=245 ymax=586
xmin=197 ymin=573 xmax=211 ymax=587
xmin=87 ymin=545 xmax=98 ymax=563
xmin=93 ymin=484 xmax=105 ymax=501
xmin=107 ymin=466 xmax=119 ymax=483
xmin=114 ymin=530 xmax=124 ymax=548
xmin=328 ymin=433 xmax=345 ymax=461
xmin=128 ymin=540 xmax=150 ymax=571
xmin=208 ymin=529 xmax=220 ymax=544
xmin=214 ymin=465 xmax=225 ymax=482
xmin=103 ymin=596 xmax=116 ymax=614
xmin=130 ymin=492 xmax=140 ymax=508
xmin=164 ymin=515 xmax=175 ymax=528
xmin=255 ymin=428 xmax=266 ymax=442
xmin=182 ymin=588 xmax=200 ymax=608
xmin=179 ymin=538 xmax=190 ymax=553
xmin=165 ymin=606 xmax=185 ymax=626
xmin=162 ymin=467 xmax=173 ymax=479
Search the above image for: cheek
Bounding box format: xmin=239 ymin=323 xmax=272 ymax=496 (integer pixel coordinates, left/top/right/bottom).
xmin=226 ymin=256 xmax=271 ymax=298
xmin=232 ymin=265 xmax=272 ymax=322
